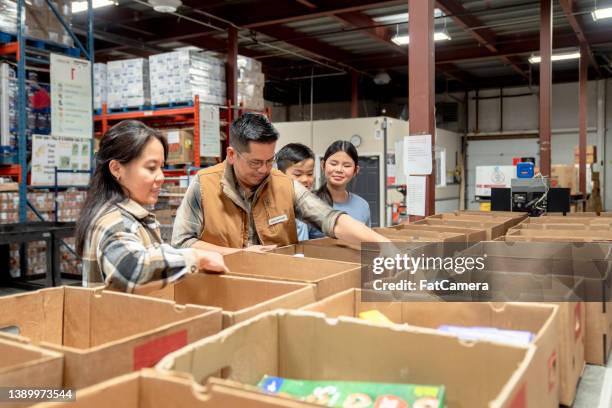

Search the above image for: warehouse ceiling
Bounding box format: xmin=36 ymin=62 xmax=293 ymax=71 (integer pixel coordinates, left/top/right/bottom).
xmin=74 ymin=0 xmax=612 ymax=104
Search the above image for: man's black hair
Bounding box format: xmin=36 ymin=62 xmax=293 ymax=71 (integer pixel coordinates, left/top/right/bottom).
xmin=229 ymin=113 xmax=279 ymax=152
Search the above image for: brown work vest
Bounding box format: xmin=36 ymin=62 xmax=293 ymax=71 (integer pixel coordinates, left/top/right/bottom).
xmin=198 ymin=162 xmax=297 ymax=248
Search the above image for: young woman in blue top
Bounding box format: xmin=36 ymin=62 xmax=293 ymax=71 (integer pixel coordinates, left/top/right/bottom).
xmin=309 ymin=140 xmax=371 ymax=239
xmin=276 ymin=143 xmax=315 ymax=241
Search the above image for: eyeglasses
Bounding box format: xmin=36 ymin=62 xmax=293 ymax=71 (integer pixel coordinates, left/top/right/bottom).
xmin=236 ymin=151 xmax=276 ymax=169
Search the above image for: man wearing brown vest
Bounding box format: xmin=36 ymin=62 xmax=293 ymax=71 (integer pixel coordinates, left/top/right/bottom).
xmin=172 ymin=113 xmax=390 ymax=254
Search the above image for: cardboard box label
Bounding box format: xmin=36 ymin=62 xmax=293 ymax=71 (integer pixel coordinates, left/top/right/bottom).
xmin=574 ymin=303 xmax=582 ymax=341
xmin=507 ymin=383 xmax=527 ymax=408
xmin=133 ymin=330 xmax=188 ymax=370
xmin=548 ymin=351 xmax=557 ymax=393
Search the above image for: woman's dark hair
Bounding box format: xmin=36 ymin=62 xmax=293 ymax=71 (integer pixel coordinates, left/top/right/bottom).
xmin=75 ymin=120 xmax=168 ymax=255
xmin=275 ymin=143 xmax=315 ymax=172
xmin=315 ymin=140 xmax=359 ymax=205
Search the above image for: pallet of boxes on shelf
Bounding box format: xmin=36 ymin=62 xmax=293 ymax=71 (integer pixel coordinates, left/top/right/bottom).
xmin=107 ymin=58 xmax=150 ymax=110
xmin=93 ymin=62 xmax=108 ymax=112
xmin=237 ymin=55 xmax=264 ymax=111
xmin=0 ymin=0 xmax=73 ymax=47
xmin=149 ymin=50 xmax=226 ymax=106
xmin=3 ymin=190 xmax=85 ymax=277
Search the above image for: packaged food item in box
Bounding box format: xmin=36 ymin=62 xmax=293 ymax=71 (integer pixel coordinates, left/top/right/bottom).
xmin=258 ymin=376 xmax=445 ymax=408
xmin=358 ymin=310 xmax=393 ymax=324
xmin=437 ymin=325 xmax=535 ymax=346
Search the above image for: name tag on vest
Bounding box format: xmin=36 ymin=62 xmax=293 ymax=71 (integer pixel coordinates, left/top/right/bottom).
xmin=268 ymin=214 xmax=289 ymax=226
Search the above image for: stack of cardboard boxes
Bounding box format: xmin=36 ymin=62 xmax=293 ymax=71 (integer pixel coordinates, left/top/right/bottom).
xmin=93 ymin=63 xmax=108 ymax=111
xmin=0 ymin=0 xmax=73 ymax=47
xmin=149 ymin=50 xmax=226 ymax=106
xmin=237 ymin=55 xmax=265 ymax=111
xmin=107 ymin=58 xmax=150 ymax=110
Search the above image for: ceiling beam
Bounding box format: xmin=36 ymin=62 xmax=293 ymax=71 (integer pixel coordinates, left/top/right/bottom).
xmin=558 ymin=0 xmax=603 ymax=78
xmin=355 ymin=28 xmax=612 ymax=69
xmin=436 ymin=0 xmax=528 ymax=80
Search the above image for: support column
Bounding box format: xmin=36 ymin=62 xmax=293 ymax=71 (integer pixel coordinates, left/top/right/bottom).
xmin=408 ymin=0 xmax=436 ymax=216
xmin=351 ymin=70 xmax=358 ymax=118
xmin=539 ymin=0 xmax=552 ymax=177
xmin=579 ymin=42 xmax=588 ymax=196
xmin=226 ymin=26 xmax=238 ymax=108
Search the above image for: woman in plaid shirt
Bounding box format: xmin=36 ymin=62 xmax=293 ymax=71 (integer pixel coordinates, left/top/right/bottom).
xmin=75 ymin=120 xmax=228 ymax=293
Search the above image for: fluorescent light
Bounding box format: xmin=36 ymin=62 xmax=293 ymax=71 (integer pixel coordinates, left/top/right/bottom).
xmin=592 ymin=7 xmax=612 ymax=20
xmin=71 ymin=0 xmax=116 ymax=13
xmin=528 ymin=51 xmax=581 ymax=64
xmin=391 ymin=31 xmax=451 ymax=45
xmin=372 ymin=8 xmax=443 ymax=24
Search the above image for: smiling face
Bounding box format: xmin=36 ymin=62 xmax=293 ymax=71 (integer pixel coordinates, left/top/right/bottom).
xmin=322 ymin=151 xmax=359 ymax=189
xmin=111 ymin=137 xmax=165 ymax=206
xmin=284 ymin=158 xmax=315 ymax=190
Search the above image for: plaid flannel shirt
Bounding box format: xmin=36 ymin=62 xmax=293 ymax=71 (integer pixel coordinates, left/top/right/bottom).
xmin=82 ymin=199 xmax=197 ymax=293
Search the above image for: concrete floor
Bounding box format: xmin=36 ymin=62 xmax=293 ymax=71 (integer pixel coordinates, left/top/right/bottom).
xmin=0 ymin=286 xmax=610 ymax=407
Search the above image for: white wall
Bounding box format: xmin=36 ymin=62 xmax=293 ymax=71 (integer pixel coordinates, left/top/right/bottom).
xmin=465 ymin=79 xmax=610 ymax=209
xmin=273 ymin=117 xmax=462 ymax=218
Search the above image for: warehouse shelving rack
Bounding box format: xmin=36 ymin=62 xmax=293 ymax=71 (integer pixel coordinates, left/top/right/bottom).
xmin=94 ymin=97 xmax=272 ymax=178
xmin=0 ymin=0 xmax=94 ymax=285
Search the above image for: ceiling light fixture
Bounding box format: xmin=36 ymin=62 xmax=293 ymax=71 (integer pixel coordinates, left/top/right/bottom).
xmin=71 ymin=0 xmax=116 ymax=13
xmin=592 ymin=7 xmax=612 ymax=20
xmin=372 ymin=9 xmax=443 ymax=24
xmin=391 ymin=31 xmax=451 ymax=46
xmin=148 ymin=0 xmax=182 ymax=13
xmin=528 ymin=51 xmax=581 ymax=64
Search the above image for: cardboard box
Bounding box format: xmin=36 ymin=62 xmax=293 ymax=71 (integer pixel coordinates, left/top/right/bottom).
xmin=302 ymin=290 xmax=560 ymax=408
xmin=524 ymin=216 xmax=612 ymax=225
xmin=223 ymin=252 xmax=361 ymax=300
xmin=574 ymin=145 xmax=597 ymax=165
xmin=509 ymin=218 xmax=612 ymax=232
xmin=163 ymin=128 xmax=194 ymax=165
xmin=551 ymin=165 xmax=578 ymax=194
xmin=467 ymin=240 xmax=612 ymax=367
xmin=428 ymin=213 xmax=519 ymax=235
xmin=0 ymin=337 xmax=63 ymax=396
xmin=389 ymin=223 xmax=488 ymax=243
xmin=373 ymin=227 xmax=467 ymax=242
xmin=0 ymin=287 xmax=222 ymax=389
xmin=33 ymin=369 xmax=318 ymax=408
xmin=157 ymin=310 xmax=538 ymax=408
xmin=145 ymin=274 xmax=316 ymax=328
xmin=505 ymin=228 xmax=612 ymax=242
xmin=414 ymin=217 xmax=506 ymax=240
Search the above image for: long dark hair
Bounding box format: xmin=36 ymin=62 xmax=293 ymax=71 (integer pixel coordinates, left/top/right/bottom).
xmin=75 ymin=120 xmax=167 ymax=255
xmin=316 ymin=140 xmax=359 ymax=205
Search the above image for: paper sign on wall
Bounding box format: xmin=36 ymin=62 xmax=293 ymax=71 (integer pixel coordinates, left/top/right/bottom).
xmin=50 ymin=53 xmax=92 ymax=139
xmin=31 ymin=134 xmax=90 ymax=186
xmin=407 ymin=175 xmax=426 ymax=216
xmin=200 ymin=104 xmax=221 ymax=158
xmin=404 ymin=134 xmax=432 ymax=176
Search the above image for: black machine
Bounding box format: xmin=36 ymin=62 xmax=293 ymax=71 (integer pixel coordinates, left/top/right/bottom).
xmin=491 ymin=178 xmax=570 ymax=216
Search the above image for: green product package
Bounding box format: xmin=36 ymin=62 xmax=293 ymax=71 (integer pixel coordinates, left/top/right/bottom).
xmin=257 ymin=375 xmax=445 ymax=408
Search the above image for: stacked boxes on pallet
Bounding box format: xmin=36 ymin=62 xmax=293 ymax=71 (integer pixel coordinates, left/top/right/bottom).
xmin=107 ymin=58 xmax=150 ymax=110
xmin=0 ymin=0 xmax=73 ymax=47
xmin=237 ymin=55 xmax=265 ymax=110
xmin=93 ymin=63 xmax=108 ymax=111
xmin=149 ymin=50 xmax=226 ymax=106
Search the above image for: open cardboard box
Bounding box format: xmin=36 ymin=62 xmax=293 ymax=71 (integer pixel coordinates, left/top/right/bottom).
xmin=523 ymin=216 xmax=612 ymax=225
xmin=144 ymin=274 xmax=316 ymax=328
xmin=505 ymin=228 xmax=612 ymax=242
xmin=387 ymin=223 xmax=488 ymax=243
xmin=157 ymin=310 xmax=538 ymax=408
xmin=414 ymin=217 xmax=507 ymax=240
xmin=427 ymin=213 xmax=519 ymax=236
xmin=463 ymin=241 xmax=612 ymax=367
xmin=302 ymin=290 xmax=560 ymax=408
xmin=223 ymin=252 xmax=361 ymax=300
xmin=455 ymin=210 xmax=527 ymax=222
xmin=271 ymin=238 xmax=438 ymax=265
xmin=0 ymin=287 xmax=222 ymax=389
xmin=374 ymin=227 xmax=467 ymax=242
xmin=0 ymin=337 xmax=63 ymax=407
xmin=32 ymin=369 xmax=319 ymax=408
